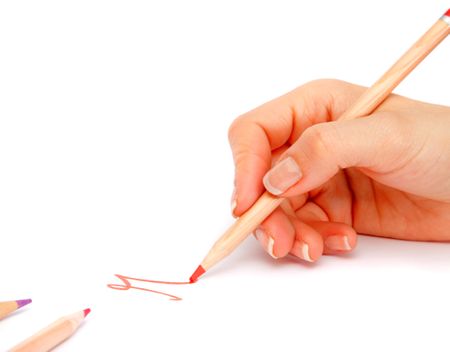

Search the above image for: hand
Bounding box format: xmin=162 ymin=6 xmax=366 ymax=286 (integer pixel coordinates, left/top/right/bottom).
xmin=228 ymin=79 xmax=450 ymax=262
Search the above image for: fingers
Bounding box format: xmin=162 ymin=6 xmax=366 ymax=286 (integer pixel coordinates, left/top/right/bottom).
xmin=254 ymin=210 xmax=357 ymax=262
xmin=289 ymin=219 xmax=357 ymax=261
xmin=290 ymin=219 xmax=324 ymax=262
xmin=301 ymin=172 xmax=354 ymax=225
xmin=253 ymin=208 xmax=325 ymax=262
xmin=229 ymin=79 xmax=366 ymax=216
xmin=254 ymin=207 xmax=296 ymax=259
xmin=307 ymin=220 xmax=357 ymax=255
xmin=228 ymin=94 xmax=295 ymax=216
xmin=255 ymin=200 xmax=357 ymax=261
xmin=263 ymin=113 xmax=400 ymax=197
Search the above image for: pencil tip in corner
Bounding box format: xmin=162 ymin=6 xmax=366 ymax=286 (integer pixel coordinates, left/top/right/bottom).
xmin=189 ymin=265 xmax=205 ymax=283
xmin=16 ymin=299 xmax=32 ymax=309
xmin=83 ymin=308 xmax=91 ymax=317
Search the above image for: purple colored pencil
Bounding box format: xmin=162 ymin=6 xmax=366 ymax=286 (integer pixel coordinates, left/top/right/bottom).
xmin=0 ymin=299 xmax=32 ymax=320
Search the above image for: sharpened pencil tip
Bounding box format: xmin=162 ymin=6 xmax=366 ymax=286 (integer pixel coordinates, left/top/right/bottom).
xmin=189 ymin=265 xmax=205 ymax=283
xmin=83 ymin=308 xmax=91 ymax=317
xmin=16 ymin=299 xmax=32 ymax=309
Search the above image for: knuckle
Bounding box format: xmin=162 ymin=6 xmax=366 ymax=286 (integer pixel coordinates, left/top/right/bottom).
xmin=301 ymin=122 xmax=353 ymax=168
xmin=227 ymin=115 xmax=246 ymax=143
xmin=302 ymin=123 xmax=336 ymax=156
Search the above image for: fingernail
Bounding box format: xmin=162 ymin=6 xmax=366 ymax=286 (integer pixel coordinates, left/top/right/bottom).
xmin=255 ymin=227 xmax=277 ymax=259
xmin=292 ymin=241 xmax=314 ymax=262
xmin=263 ymin=157 xmax=302 ymax=195
xmin=230 ymin=187 xmax=237 ymax=216
xmin=325 ymin=235 xmax=352 ymax=251
xmin=301 ymin=243 xmax=313 ymax=262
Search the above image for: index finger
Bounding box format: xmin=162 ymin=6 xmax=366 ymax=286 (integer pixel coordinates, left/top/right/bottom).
xmin=228 ymin=79 xmax=364 ymax=216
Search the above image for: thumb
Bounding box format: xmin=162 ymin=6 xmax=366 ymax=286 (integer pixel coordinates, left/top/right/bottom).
xmin=262 ymin=113 xmax=403 ymax=196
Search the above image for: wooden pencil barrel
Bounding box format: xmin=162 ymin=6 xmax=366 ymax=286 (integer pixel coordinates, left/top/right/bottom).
xmin=10 ymin=313 xmax=84 ymax=352
xmin=339 ymin=19 xmax=450 ymax=121
xmin=201 ymin=192 xmax=283 ymax=270
xmin=0 ymin=301 xmax=18 ymax=320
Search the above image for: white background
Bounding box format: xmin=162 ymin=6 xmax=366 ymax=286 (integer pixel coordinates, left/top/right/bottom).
xmin=1 ymin=1 xmax=449 ymax=351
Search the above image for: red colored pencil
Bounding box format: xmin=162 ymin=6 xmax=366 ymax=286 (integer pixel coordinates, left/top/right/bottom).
xmin=10 ymin=309 xmax=91 ymax=352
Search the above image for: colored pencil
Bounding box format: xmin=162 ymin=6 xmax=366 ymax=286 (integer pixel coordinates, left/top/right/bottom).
xmin=189 ymin=9 xmax=450 ymax=283
xmin=10 ymin=309 xmax=91 ymax=352
xmin=0 ymin=299 xmax=32 ymax=320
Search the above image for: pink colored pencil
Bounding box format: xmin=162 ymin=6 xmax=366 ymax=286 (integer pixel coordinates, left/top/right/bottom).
xmin=0 ymin=299 xmax=32 ymax=320
xmin=10 ymin=309 xmax=91 ymax=352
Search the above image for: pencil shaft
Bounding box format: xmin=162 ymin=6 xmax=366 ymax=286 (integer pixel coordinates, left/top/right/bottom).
xmin=339 ymin=18 xmax=450 ymax=121
xmin=0 ymin=301 xmax=19 ymax=320
xmin=198 ymin=11 xmax=450 ymax=277
xmin=0 ymin=300 xmax=31 ymax=320
xmin=201 ymin=192 xmax=283 ymax=270
xmin=10 ymin=311 xmax=85 ymax=352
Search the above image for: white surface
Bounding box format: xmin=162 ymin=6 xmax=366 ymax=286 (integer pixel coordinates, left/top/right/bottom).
xmin=1 ymin=1 xmax=449 ymax=351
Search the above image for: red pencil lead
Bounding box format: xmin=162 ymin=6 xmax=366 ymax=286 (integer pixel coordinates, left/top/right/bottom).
xmin=83 ymin=308 xmax=91 ymax=317
xmin=189 ymin=265 xmax=205 ymax=283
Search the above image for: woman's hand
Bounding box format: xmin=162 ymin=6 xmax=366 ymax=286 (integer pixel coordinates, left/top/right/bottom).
xmin=228 ymin=79 xmax=450 ymax=262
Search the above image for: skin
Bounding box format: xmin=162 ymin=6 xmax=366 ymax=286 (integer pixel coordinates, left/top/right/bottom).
xmin=228 ymin=79 xmax=450 ymax=262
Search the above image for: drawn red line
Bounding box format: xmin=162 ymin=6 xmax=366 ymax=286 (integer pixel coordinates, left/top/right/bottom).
xmin=107 ymin=274 xmax=193 ymax=301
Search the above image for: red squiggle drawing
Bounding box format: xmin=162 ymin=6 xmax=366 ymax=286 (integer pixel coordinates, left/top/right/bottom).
xmin=107 ymin=274 xmax=192 ymax=301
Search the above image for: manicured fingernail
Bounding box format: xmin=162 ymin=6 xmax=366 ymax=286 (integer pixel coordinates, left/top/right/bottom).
xmin=267 ymin=236 xmax=276 ymax=259
xmin=230 ymin=187 xmax=237 ymax=216
xmin=325 ymin=235 xmax=352 ymax=251
xmin=263 ymin=157 xmax=302 ymax=195
xmin=255 ymin=227 xmax=277 ymax=259
xmin=300 ymin=243 xmax=313 ymax=262
xmin=293 ymin=241 xmax=314 ymax=262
